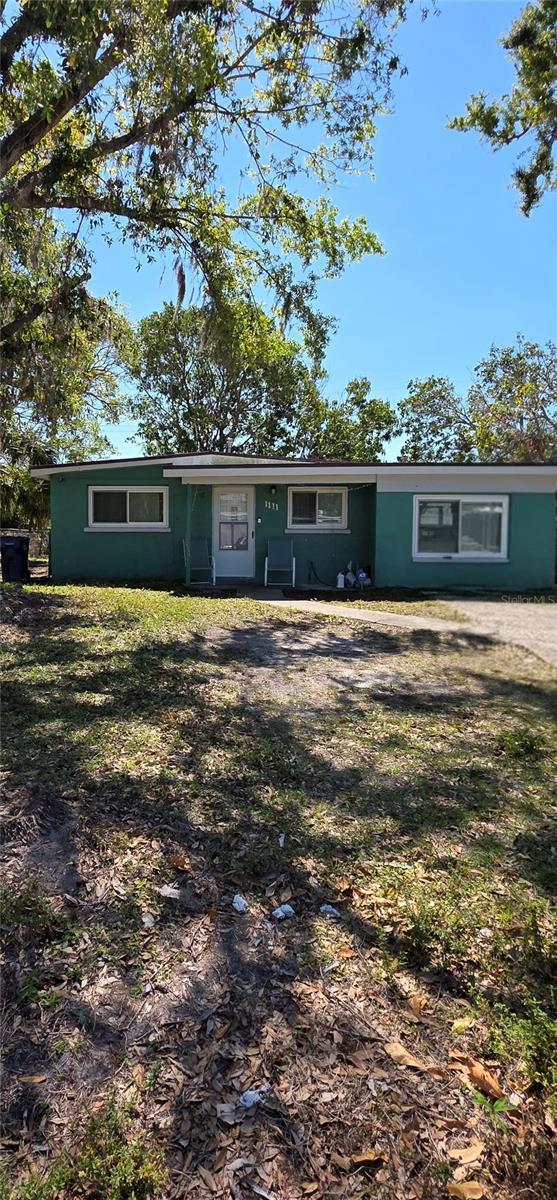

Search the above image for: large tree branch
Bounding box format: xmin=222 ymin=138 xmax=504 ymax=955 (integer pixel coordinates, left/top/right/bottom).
xmin=0 ymin=269 xmax=90 ymax=345
xmin=0 ymin=42 xmax=123 ymax=180
xmin=1 ymin=0 xmax=293 ymax=192
xmin=7 ymin=103 xmax=189 ymax=209
xmin=0 ymin=0 xmax=196 ymax=84
xmin=0 ymin=3 xmax=44 ymax=81
xmin=9 ymin=184 xmax=260 ymax=239
xmin=11 ymin=189 xmax=196 ymax=232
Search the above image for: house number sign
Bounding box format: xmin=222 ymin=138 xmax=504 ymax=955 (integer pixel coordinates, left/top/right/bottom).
xmin=264 ymin=500 xmax=279 ymax=511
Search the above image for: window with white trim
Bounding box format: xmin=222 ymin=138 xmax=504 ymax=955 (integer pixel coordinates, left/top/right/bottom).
xmin=412 ymin=495 xmax=508 ymax=560
xmin=287 ymin=487 xmax=347 ymax=530
xmin=88 ymin=486 xmax=169 ymax=529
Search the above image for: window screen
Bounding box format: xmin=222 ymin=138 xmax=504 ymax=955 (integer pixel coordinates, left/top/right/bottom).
xmin=91 ymin=489 xmax=165 ymax=525
xmin=317 ymin=491 xmax=343 ymax=524
xmin=415 ymin=499 xmax=458 ymax=554
xmin=460 ymin=501 xmax=503 ymax=554
xmin=291 ymin=491 xmax=317 ymax=525
xmin=92 ymin=491 xmax=127 ymax=524
xmin=417 ymin=501 xmax=459 ymax=554
xmin=290 ymin=489 xmax=346 ymax=526
xmin=219 ymin=492 xmax=248 ymax=521
xmin=128 ymin=491 xmax=164 ymax=523
xmin=219 ymin=522 xmax=248 ymax=550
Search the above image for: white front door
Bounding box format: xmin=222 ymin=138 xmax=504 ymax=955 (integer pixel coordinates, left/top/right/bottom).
xmin=212 ymin=486 xmax=255 ymax=578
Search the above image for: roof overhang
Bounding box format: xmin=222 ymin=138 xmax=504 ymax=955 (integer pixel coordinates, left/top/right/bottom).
xmin=30 ymin=455 xmax=557 ymax=482
xmin=30 ymin=452 xmax=294 ymax=478
xmin=163 ymin=463 xmax=557 ymax=485
xmin=163 ymin=465 xmax=378 ymax=483
xmin=373 ymin=464 xmax=557 ymax=476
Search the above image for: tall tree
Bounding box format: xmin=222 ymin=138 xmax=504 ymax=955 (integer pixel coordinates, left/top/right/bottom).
xmin=131 ymin=302 xmax=397 ymax=459
xmin=2 ymin=213 xmax=129 ymax=431
xmin=130 ymin=300 xmax=325 ymax=455
xmin=298 ymin=377 xmax=398 ymax=460
xmin=451 ymin=0 xmax=557 ymax=214
xmin=0 ymin=0 xmax=411 ymax=327
xmin=398 ymin=336 xmax=557 ymax=463
xmin=1 ymin=211 xmax=131 ymax=529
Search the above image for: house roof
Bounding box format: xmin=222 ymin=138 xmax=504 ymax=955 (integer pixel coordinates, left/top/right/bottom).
xmin=29 ymin=451 xmax=557 ymax=479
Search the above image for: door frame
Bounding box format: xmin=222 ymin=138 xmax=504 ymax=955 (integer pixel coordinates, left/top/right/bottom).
xmin=212 ymin=485 xmax=256 ymax=578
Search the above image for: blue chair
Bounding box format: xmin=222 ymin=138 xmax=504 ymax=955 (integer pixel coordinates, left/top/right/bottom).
xmin=183 ymin=537 xmax=216 ymax=585
xmin=264 ymin=537 xmax=295 ymax=587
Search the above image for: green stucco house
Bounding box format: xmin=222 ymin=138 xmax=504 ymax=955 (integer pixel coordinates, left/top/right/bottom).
xmin=31 ymin=453 xmax=557 ymax=591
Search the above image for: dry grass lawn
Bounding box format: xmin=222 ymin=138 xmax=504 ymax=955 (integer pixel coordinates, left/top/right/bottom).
xmin=1 ymin=584 xmax=556 ymax=1200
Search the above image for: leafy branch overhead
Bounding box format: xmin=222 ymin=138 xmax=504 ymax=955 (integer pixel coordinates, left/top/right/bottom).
xmin=451 ymin=0 xmax=557 ymax=214
xmin=0 ymin=0 xmax=411 ymax=320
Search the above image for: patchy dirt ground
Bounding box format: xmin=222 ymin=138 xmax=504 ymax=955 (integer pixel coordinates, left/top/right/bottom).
xmin=1 ymin=585 xmax=556 ymax=1200
xmin=444 ymin=596 xmax=557 ymax=667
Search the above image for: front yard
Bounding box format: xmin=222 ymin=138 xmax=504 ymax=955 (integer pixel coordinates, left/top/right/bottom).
xmin=1 ymin=585 xmax=556 ymax=1199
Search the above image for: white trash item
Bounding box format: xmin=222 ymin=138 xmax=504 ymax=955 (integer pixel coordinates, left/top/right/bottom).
xmin=336 ymin=572 xmax=345 ymax=589
xmin=320 ymin=904 xmax=341 ymax=919
xmin=272 ymin=903 xmax=295 ymax=920
xmin=232 ymin=894 xmax=249 ymax=913
xmin=158 ymin=884 xmax=181 ymax=899
xmin=240 ymin=1084 xmax=270 ymax=1108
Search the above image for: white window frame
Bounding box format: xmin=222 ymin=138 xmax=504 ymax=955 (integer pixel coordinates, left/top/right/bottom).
xmin=86 ymin=485 xmax=169 ymax=531
xmin=412 ymin=494 xmax=509 ymax=561
xmin=286 ymin=486 xmax=348 ymax=532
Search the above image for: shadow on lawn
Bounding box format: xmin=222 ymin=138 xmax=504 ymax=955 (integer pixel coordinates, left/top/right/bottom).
xmin=2 ymin=587 xmax=557 ymax=1195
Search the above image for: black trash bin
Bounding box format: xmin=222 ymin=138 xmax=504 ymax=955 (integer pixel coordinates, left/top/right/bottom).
xmin=0 ymin=535 xmax=30 ymax=582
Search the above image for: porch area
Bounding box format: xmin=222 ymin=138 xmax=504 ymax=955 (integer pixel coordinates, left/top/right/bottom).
xmin=178 ymin=479 xmax=376 ymax=589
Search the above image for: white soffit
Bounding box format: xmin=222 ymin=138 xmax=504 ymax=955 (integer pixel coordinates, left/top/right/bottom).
xmin=163 ymin=468 xmax=378 ymax=483
xmin=376 ymin=470 xmax=557 ymax=493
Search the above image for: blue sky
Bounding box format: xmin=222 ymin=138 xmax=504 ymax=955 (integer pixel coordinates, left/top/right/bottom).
xmin=97 ymin=0 xmax=557 ymax=457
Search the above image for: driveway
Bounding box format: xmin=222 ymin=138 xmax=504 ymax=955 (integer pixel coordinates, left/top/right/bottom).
xmin=446 ymin=596 xmax=557 ymax=667
xmin=251 ymin=590 xmax=557 ymax=667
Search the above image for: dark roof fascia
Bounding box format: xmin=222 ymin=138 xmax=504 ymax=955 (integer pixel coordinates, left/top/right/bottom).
xmin=166 ymin=460 xmax=557 ymax=470
xmin=31 ymin=456 xmax=557 ymax=476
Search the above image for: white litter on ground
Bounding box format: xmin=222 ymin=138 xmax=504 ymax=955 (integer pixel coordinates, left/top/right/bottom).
xmin=232 ymin=894 xmax=249 ymax=913
xmin=141 ymin=913 xmax=156 ymax=928
xmin=320 ymin=904 xmax=341 ymax=919
xmin=272 ymin=903 xmax=295 ymax=920
xmin=239 ymin=1085 xmax=269 ymax=1108
xmin=278 ymin=833 xmax=285 ymax=848
xmin=157 ymin=884 xmax=181 ymax=899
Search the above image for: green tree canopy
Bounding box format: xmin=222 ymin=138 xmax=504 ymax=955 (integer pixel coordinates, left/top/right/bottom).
xmin=398 ymin=336 xmax=557 ymax=463
xmin=298 ymin=377 xmax=398 ymax=460
xmin=131 ymin=301 xmax=397 ymax=460
xmin=2 ymin=213 xmax=129 ymax=433
xmin=451 ymin=0 xmax=557 ymax=214
xmin=130 ymin=299 xmax=324 ymax=455
xmin=1 ymin=211 xmax=131 ymax=529
xmin=0 ymin=0 xmax=412 ymax=327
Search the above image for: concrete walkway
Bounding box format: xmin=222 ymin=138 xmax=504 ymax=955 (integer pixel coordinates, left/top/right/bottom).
xmin=246 ymin=592 xmax=466 ymax=634
xmin=245 ymin=590 xmax=557 ymax=666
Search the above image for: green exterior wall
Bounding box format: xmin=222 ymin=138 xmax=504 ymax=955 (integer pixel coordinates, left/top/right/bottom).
xmin=254 ymin=483 xmax=375 ymax=587
xmin=50 ymin=467 xmax=187 ymax=581
xmin=49 ymin=469 xmax=375 ymax=585
xmin=374 ymin=490 xmax=555 ymax=590
xmin=49 ymin=468 xmax=554 ymax=590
